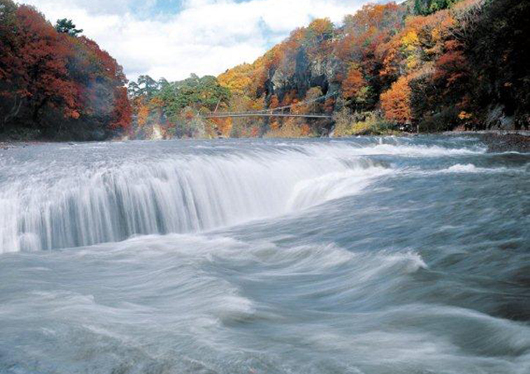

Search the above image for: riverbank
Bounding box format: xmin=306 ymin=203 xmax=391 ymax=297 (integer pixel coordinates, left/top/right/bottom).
xmin=0 ymin=141 xmax=44 ymax=150
xmin=0 ymin=141 xmax=19 ymax=150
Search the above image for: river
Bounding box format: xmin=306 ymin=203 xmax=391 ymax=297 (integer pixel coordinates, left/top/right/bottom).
xmin=0 ymin=136 xmax=529 ymax=374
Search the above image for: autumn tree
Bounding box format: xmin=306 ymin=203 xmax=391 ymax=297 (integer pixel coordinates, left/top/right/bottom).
xmin=0 ymin=0 xmax=131 ymax=139
xmin=109 ymin=87 xmax=132 ymax=131
xmin=302 ymin=87 xmax=323 ymax=114
xmin=12 ymin=5 xmax=79 ymax=126
xmin=269 ymin=95 xmax=280 ymax=109
xmin=335 ymin=3 xmax=407 ymax=114
xmin=305 ymin=18 xmax=334 ymax=58
xmin=342 ymin=65 xmax=370 ymax=110
xmin=381 ymin=76 xmax=412 ymax=124
xmin=121 ymin=0 xmax=529 ymax=137
xmin=306 ymin=18 xmax=333 ymax=40
xmin=127 ymin=73 xmax=232 ymax=138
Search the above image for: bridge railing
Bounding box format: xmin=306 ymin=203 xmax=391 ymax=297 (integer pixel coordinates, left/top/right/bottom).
xmin=200 ymin=91 xmax=338 ymax=119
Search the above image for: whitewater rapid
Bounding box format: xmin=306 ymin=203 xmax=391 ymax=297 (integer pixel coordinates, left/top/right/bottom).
xmin=0 ymin=139 xmax=436 ymax=253
xmin=0 ymin=136 xmax=529 ymax=374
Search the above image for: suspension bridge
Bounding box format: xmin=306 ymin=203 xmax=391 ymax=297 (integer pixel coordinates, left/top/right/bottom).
xmin=201 ymin=91 xmax=337 ymax=120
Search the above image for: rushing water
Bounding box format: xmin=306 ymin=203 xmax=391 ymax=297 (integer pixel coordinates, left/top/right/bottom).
xmin=0 ymin=136 xmax=529 ymax=374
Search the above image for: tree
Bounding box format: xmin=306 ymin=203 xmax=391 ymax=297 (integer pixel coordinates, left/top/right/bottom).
xmin=14 ymin=5 xmax=79 ymax=126
xmin=269 ymin=95 xmax=280 ymax=109
xmin=434 ymin=41 xmax=469 ymax=88
xmin=342 ymin=65 xmax=370 ymax=110
xmin=128 ymin=74 xmax=232 ymax=138
xmin=0 ymin=0 xmax=23 ymax=127
xmin=0 ymin=0 xmax=130 ymax=139
xmin=305 ymin=18 xmax=334 ymax=43
xmin=414 ymin=0 xmax=461 ymax=15
xmin=136 ymin=75 xmax=159 ymax=98
xmin=381 ymin=76 xmax=412 ymax=123
xmin=55 ymin=18 xmax=83 ymax=36
xmin=302 ymin=87 xmax=323 ymax=114
xmin=462 ymin=0 xmax=530 ymax=128
xmin=109 ymin=87 xmax=132 ymax=131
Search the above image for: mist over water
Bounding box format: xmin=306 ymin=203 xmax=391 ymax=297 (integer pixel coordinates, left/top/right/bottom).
xmin=0 ymin=136 xmax=529 ymax=374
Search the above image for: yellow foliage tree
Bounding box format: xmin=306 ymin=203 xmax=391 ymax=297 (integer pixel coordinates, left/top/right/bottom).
xmin=218 ymin=64 xmax=253 ymax=95
xmin=137 ymin=103 xmax=149 ymax=127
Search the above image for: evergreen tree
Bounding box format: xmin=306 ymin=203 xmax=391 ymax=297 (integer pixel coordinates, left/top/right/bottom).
xmin=55 ymin=18 xmax=83 ymax=36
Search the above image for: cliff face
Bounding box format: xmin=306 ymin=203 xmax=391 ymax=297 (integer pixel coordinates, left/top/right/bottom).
xmin=464 ymin=0 xmax=530 ymax=131
xmin=266 ymin=50 xmax=340 ymax=104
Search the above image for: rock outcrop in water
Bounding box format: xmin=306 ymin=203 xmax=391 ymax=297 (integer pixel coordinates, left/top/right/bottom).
xmin=480 ymin=133 xmax=530 ymax=153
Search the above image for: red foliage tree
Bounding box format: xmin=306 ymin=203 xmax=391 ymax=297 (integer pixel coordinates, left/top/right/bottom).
xmin=0 ymin=0 xmax=131 ymax=139
xmin=12 ymin=5 xmax=79 ymax=123
xmin=109 ymin=87 xmax=132 ymax=130
xmin=434 ymin=40 xmax=470 ymax=88
xmin=342 ymin=67 xmax=367 ymax=100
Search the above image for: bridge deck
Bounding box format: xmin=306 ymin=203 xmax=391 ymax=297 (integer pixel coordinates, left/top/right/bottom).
xmin=202 ymin=113 xmax=333 ymax=119
xmin=201 ymin=92 xmax=337 ymax=120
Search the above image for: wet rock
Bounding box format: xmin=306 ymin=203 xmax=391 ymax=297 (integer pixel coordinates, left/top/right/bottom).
xmin=486 ymin=105 xmax=516 ymax=131
xmin=480 ymin=133 xmax=530 ymax=153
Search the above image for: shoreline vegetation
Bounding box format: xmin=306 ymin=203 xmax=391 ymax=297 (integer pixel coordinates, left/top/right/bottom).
xmin=1 ymin=0 xmax=529 ymax=142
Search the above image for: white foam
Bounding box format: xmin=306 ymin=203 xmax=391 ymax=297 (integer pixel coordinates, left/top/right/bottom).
xmin=446 ymin=164 xmax=479 ymax=172
xmin=287 ymin=167 xmax=390 ymax=210
xmin=441 ymin=164 xmax=513 ymax=174
xmin=0 ymin=145 xmax=390 ymax=253
xmin=0 ymin=139 xmax=487 ymax=253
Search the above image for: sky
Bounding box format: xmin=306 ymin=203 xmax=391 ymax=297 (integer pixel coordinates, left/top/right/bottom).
xmin=21 ymin=0 xmax=384 ymax=82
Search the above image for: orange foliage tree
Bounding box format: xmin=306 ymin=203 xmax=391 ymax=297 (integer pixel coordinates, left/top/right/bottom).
xmin=381 ymin=76 xmax=412 ymax=123
xmin=342 ymin=65 xmax=370 ymax=110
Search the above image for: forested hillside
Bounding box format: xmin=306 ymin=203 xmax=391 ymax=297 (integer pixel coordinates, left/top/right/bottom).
xmin=0 ymin=0 xmax=131 ymax=141
xmin=130 ymin=0 xmax=529 ymax=139
xmin=1 ymin=0 xmax=528 ymax=141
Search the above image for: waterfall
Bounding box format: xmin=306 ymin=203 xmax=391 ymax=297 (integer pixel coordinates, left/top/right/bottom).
xmin=0 ymin=142 xmax=390 ymax=253
xmin=0 ymin=138 xmax=486 ymax=253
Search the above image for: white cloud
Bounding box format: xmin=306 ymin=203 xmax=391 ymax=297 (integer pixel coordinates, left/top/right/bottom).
xmin=20 ymin=0 xmax=373 ymax=82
